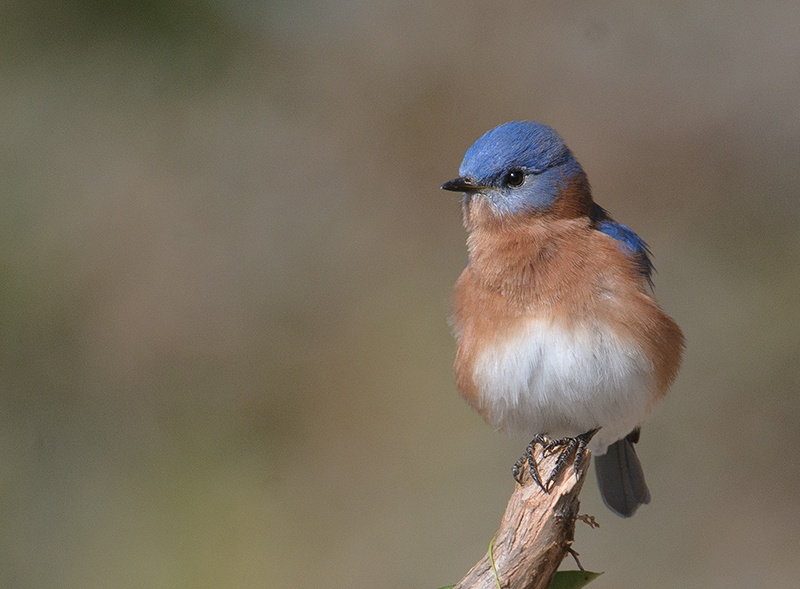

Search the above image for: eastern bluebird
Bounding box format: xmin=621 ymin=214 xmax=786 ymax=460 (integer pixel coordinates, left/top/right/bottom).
xmin=441 ymin=121 xmax=684 ymax=517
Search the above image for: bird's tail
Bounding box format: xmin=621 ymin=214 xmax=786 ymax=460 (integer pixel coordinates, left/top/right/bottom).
xmin=594 ymin=429 xmax=651 ymax=517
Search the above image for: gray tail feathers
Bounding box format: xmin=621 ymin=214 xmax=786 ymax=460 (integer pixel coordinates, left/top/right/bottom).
xmin=594 ymin=429 xmax=651 ymax=518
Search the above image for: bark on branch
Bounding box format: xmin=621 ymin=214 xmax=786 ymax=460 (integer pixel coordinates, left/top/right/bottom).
xmin=454 ymin=446 xmax=591 ymax=589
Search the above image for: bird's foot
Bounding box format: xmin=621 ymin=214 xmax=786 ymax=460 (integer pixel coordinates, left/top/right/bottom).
xmin=512 ymin=434 xmax=551 ymax=491
xmin=541 ymin=429 xmax=599 ymax=490
xmin=513 ymin=429 xmax=599 ymax=492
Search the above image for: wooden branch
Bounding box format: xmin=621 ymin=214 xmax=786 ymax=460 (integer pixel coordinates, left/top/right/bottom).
xmin=454 ymin=446 xmax=591 ymax=589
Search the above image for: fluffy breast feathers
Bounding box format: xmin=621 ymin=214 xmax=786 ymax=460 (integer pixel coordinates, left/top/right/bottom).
xmin=450 ymin=217 xmax=683 ymax=454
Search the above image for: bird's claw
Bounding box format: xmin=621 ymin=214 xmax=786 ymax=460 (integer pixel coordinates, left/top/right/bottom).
xmin=512 ymin=434 xmax=550 ymax=491
xmin=512 ymin=429 xmax=599 ymax=492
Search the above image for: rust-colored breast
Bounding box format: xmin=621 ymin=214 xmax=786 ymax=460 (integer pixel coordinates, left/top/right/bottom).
xmin=450 ymin=217 xmax=684 ymax=416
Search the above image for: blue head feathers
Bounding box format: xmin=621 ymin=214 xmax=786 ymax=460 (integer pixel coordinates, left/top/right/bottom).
xmin=442 ymin=121 xmax=585 ymax=214
xmin=460 ymin=121 xmax=571 ymax=179
xmin=442 ymin=121 xmax=655 ymax=283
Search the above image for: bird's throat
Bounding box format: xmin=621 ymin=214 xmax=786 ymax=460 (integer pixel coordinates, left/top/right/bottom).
xmin=466 ymin=221 xmax=566 ymax=297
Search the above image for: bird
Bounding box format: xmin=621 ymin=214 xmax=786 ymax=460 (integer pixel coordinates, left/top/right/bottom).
xmin=441 ymin=121 xmax=684 ymax=517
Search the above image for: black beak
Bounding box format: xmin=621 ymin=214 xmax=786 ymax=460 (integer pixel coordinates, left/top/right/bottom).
xmin=441 ymin=177 xmax=484 ymax=193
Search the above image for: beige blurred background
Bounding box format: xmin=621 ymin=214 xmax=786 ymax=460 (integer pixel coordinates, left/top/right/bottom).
xmin=1 ymin=1 xmax=799 ymax=588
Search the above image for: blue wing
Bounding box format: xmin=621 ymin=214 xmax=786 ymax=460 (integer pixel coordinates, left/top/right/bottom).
xmin=590 ymin=204 xmax=654 ymax=287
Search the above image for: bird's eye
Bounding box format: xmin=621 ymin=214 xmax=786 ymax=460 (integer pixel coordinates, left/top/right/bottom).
xmin=504 ymin=169 xmax=525 ymax=187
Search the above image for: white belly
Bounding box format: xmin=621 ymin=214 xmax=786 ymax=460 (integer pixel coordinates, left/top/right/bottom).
xmin=472 ymin=318 xmax=655 ymax=454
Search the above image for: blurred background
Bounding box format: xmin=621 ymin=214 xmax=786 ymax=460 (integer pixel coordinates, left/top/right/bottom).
xmin=1 ymin=1 xmax=799 ymax=587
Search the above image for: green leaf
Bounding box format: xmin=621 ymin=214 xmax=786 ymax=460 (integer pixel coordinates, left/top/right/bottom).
xmin=548 ymin=570 xmax=602 ymax=589
xmin=434 ymin=585 xmax=456 ymax=589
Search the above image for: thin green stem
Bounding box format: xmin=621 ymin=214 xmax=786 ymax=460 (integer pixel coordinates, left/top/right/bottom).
xmin=489 ymin=533 xmax=502 ymax=589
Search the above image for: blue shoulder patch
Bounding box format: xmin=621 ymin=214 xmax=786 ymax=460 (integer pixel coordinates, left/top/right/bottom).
xmin=590 ymin=204 xmax=654 ymax=286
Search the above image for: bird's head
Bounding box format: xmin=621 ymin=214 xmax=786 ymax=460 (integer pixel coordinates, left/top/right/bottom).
xmin=442 ymin=121 xmax=592 ymax=228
